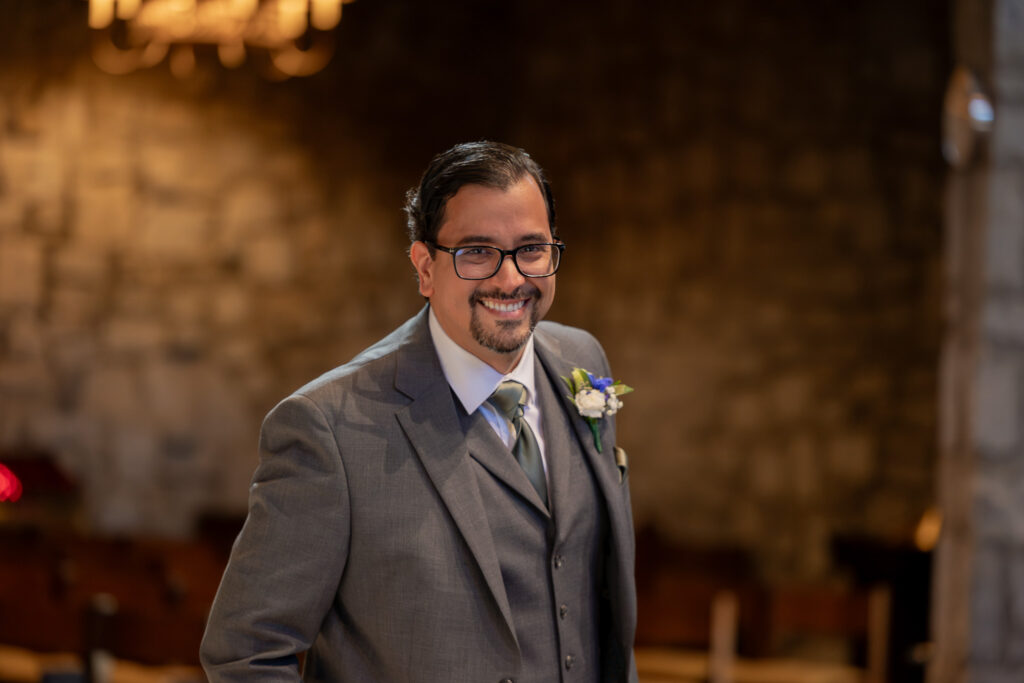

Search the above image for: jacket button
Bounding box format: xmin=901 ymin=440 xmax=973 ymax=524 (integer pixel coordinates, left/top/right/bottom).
xmin=553 ymin=554 xmax=564 ymax=569
xmin=500 ymin=679 xmax=514 ymax=683
xmin=559 ymin=604 xmax=568 ymax=619
xmin=564 ymin=654 xmax=575 ymax=670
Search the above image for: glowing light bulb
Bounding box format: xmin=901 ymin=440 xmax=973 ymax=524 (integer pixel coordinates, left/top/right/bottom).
xmin=169 ymin=43 xmax=196 ymax=78
xmin=218 ymin=42 xmax=246 ymax=68
xmin=276 ymin=0 xmax=309 ymax=39
xmin=116 ymin=0 xmax=142 ymax=20
xmin=310 ymin=0 xmax=342 ymax=30
xmin=89 ymin=0 xmax=116 ymax=29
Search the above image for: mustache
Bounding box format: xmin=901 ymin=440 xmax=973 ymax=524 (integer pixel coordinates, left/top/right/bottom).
xmin=469 ymin=285 xmax=541 ymax=305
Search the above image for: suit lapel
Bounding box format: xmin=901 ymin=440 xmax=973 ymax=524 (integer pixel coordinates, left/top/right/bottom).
xmin=533 ymin=359 xmax=574 ymax=522
xmin=534 ymin=328 xmax=637 ymax=651
xmin=392 ymin=308 xmax=519 ymax=649
xmin=533 ymin=331 xmax=621 ymax=500
xmin=463 ymin=408 xmax=550 ymax=517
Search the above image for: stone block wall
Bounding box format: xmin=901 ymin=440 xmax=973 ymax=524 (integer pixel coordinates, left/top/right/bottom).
xmin=0 ymin=60 xmax=419 ymax=535
xmin=0 ymin=0 xmax=947 ymax=580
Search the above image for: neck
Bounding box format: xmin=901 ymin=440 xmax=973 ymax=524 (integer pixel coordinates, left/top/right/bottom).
xmin=479 ymin=347 xmax=526 ymax=374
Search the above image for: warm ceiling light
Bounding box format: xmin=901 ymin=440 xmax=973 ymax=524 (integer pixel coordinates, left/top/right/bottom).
xmin=86 ymin=0 xmax=354 ymax=79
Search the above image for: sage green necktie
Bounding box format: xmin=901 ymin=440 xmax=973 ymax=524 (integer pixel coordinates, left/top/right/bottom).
xmin=487 ymin=380 xmax=548 ymax=508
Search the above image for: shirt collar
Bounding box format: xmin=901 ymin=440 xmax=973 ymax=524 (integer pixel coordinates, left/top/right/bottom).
xmin=428 ymin=306 xmax=537 ymax=415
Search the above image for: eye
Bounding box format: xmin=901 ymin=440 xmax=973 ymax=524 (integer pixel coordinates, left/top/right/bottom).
xmin=517 ymin=245 xmax=551 ymax=262
xmin=457 ymin=246 xmax=493 ymax=256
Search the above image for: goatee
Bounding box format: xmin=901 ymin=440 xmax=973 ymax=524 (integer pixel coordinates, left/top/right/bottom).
xmin=469 ymin=286 xmax=542 ymax=354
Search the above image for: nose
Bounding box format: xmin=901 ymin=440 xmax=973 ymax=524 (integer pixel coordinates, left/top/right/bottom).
xmin=491 ymin=251 xmax=526 ymax=289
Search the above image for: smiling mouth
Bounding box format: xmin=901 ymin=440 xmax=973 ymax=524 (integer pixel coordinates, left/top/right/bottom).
xmin=479 ymin=299 xmax=528 ymax=313
xmin=471 ymin=286 xmax=539 ymax=315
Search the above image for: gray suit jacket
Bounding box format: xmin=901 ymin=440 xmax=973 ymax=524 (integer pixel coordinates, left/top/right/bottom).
xmin=200 ymin=306 xmax=637 ymax=682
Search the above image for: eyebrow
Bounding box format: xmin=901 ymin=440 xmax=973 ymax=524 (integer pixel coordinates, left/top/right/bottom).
xmin=452 ymin=233 xmax=551 ymax=247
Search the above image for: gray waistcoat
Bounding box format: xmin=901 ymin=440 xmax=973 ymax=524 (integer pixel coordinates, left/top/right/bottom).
xmin=461 ymin=361 xmax=610 ymax=683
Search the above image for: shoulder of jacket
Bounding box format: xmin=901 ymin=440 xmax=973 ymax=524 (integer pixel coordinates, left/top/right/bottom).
xmin=289 ymin=310 xmax=428 ymax=409
xmin=535 ymin=320 xmax=610 ymax=375
xmin=536 ymin=319 xmax=602 ymax=349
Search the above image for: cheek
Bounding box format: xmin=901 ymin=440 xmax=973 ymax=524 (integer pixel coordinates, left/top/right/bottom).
xmin=430 ymin=276 xmax=475 ymax=314
xmin=540 ymin=278 xmax=555 ymax=303
xmin=541 ymin=280 xmax=556 ymax=315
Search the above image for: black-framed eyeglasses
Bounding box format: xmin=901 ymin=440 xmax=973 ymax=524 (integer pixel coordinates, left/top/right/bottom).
xmin=427 ymin=241 xmax=566 ymax=280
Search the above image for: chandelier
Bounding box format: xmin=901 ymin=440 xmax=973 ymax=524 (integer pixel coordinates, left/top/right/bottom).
xmin=87 ymin=0 xmax=355 ymax=79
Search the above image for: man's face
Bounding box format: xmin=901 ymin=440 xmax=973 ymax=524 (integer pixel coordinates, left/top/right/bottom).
xmin=409 ymin=176 xmax=556 ymax=373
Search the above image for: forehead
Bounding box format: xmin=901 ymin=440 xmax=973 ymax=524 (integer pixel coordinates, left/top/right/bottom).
xmin=438 ymin=177 xmax=551 ymax=245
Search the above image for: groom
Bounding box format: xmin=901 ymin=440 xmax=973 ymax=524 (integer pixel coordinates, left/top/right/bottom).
xmin=200 ymin=141 xmax=637 ymax=683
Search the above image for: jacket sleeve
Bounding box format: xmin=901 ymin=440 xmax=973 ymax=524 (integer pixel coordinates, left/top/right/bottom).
xmin=200 ymin=393 xmax=351 ymax=683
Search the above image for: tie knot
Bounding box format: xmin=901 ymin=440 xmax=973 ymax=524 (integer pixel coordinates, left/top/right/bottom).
xmin=488 ymin=380 xmax=526 ymax=420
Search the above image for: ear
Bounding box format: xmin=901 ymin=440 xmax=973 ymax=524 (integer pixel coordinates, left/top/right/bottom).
xmin=409 ymin=241 xmax=436 ymax=298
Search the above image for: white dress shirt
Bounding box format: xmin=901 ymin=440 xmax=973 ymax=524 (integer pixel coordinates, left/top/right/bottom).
xmin=428 ymin=307 xmax=549 ymax=481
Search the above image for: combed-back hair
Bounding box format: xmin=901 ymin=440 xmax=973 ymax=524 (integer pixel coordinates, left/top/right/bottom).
xmin=404 ymin=141 xmax=556 ymax=245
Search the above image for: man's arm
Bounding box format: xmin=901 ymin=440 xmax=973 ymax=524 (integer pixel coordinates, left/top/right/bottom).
xmin=201 ymin=393 xmax=351 ymax=683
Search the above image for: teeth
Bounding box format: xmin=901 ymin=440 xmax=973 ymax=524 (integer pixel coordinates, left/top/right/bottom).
xmin=481 ymin=299 xmax=526 ymax=313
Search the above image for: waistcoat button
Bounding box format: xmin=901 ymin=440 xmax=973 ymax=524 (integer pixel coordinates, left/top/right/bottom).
xmin=559 ymin=603 xmax=568 ymax=619
xmin=565 ymin=654 xmax=575 ymax=670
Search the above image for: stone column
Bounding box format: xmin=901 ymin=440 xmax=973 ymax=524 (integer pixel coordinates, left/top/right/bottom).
xmin=931 ymin=1 xmax=1024 ymax=681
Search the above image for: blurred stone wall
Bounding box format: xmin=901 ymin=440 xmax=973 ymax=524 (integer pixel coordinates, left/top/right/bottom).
xmin=526 ymin=1 xmax=947 ymax=579
xmin=0 ymin=64 xmax=416 ymax=534
xmin=0 ymin=0 xmax=947 ymax=578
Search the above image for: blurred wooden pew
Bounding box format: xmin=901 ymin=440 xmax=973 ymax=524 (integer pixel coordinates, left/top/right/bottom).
xmin=0 ymin=645 xmax=204 ymax=683
xmin=636 ymin=583 xmax=891 ymax=683
xmin=0 ymin=529 xmax=228 ymax=667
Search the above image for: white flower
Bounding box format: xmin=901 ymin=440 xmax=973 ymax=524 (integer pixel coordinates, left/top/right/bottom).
xmin=604 ymin=389 xmax=623 ymax=415
xmin=574 ymin=388 xmax=606 ymax=418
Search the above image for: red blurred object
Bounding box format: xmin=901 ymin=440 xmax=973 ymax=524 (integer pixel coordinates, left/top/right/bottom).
xmin=0 ymin=463 xmax=23 ymax=502
xmin=0 ymin=455 xmax=78 ymax=497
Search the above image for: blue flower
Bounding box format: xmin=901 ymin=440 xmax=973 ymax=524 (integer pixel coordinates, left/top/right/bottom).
xmin=587 ymin=372 xmax=614 ymax=392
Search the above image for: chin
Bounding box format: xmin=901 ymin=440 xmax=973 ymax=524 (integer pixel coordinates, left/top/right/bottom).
xmin=472 ymin=319 xmax=533 ymax=355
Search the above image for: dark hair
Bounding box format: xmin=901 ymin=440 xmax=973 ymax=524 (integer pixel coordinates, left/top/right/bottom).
xmin=404 ymin=141 xmax=556 ymax=244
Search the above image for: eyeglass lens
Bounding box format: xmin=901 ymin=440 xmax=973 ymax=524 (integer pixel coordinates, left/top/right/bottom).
xmin=455 ymin=245 xmax=559 ymax=279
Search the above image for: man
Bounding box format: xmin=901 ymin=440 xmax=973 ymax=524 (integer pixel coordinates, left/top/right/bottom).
xmin=200 ymin=141 xmax=637 ymax=682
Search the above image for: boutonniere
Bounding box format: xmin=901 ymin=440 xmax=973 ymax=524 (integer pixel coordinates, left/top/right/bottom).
xmin=562 ymin=367 xmax=634 ymax=453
